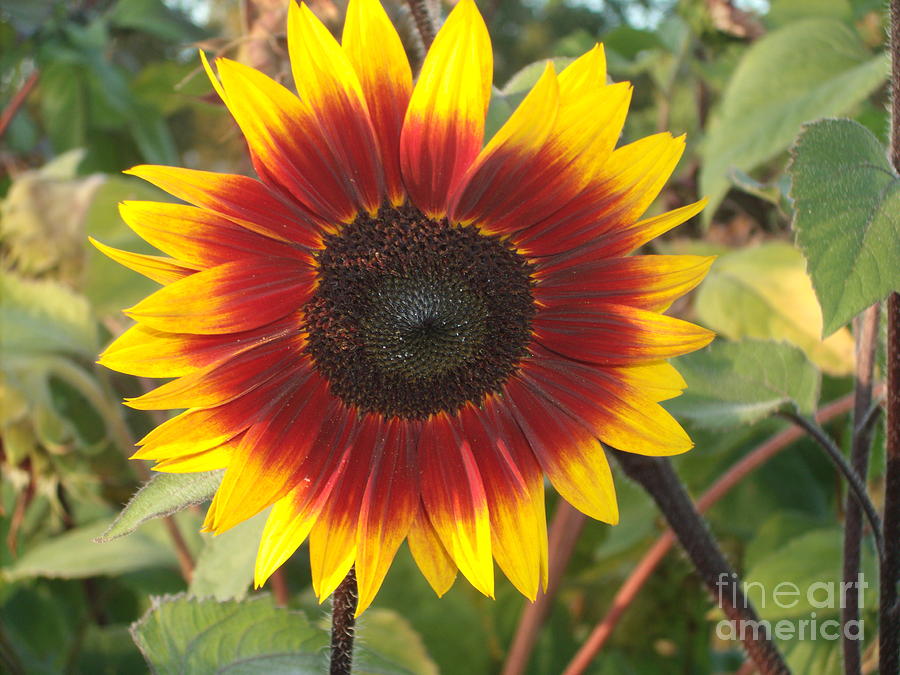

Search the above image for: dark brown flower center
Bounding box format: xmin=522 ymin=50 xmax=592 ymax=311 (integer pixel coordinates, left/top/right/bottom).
xmin=303 ymin=204 xmax=536 ymax=419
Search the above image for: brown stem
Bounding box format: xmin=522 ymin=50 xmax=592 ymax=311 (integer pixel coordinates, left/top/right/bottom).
xmin=881 ymin=292 xmax=900 ymax=675
xmin=610 ymin=452 xmax=789 ymax=674
xmin=843 ymin=303 xmax=881 ymax=675
xmin=330 ymin=566 xmax=358 ymax=675
xmin=404 ymin=0 xmax=437 ymax=50
xmin=881 ymin=3 xmax=900 ymax=671
xmin=0 ymin=70 xmax=39 ymax=139
xmin=501 ymin=501 xmax=585 ymax=675
xmin=270 ymin=567 xmax=290 ymax=607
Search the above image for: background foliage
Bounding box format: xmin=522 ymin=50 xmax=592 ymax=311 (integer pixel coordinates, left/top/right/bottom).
xmin=1 ymin=0 xmax=897 ymax=673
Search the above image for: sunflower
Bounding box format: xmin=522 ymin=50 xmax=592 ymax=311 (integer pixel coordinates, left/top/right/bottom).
xmin=96 ymin=0 xmax=714 ymax=614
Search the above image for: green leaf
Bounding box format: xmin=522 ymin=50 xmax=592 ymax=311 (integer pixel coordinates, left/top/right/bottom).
xmin=789 ymin=118 xmax=900 ymax=336
xmin=666 ymin=339 xmax=820 ymax=428
xmin=39 ymin=61 xmax=89 ymax=153
xmin=355 ymin=609 xmax=440 ymax=675
xmin=694 ymin=242 xmax=855 ymax=375
xmin=108 ymin=0 xmax=205 ymax=43
xmin=97 ymin=471 xmax=223 ymax=542
xmin=744 ymin=527 xmax=877 ymax=621
xmin=188 ymin=510 xmax=267 ymax=602
xmin=3 ymin=520 xmax=178 ymax=581
xmin=767 ymin=0 xmax=853 ymax=27
xmin=0 ymin=272 xmax=98 ymax=358
xmin=131 ymin=594 xmax=328 ymax=674
xmin=699 ymin=19 xmax=887 ymax=222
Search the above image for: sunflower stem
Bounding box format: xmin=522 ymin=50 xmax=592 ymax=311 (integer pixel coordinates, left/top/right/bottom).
xmin=842 ymin=303 xmax=881 ymax=675
xmin=881 ymin=5 xmax=900 ymax=673
xmin=329 ymin=566 xmax=358 ymax=675
xmin=612 ymin=451 xmax=789 ymax=675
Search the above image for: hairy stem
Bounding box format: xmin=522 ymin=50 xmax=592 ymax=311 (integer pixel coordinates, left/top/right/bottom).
xmin=882 ymin=4 xmax=900 ymax=672
xmin=843 ymin=303 xmax=881 ymax=675
xmin=611 ymin=452 xmax=789 ymax=674
xmin=404 ymin=0 xmax=437 ymax=50
xmin=329 ymin=566 xmax=358 ymax=675
xmin=881 ymin=292 xmax=899 ymax=674
xmin=778 ymin=412 xmax=883 ymax=558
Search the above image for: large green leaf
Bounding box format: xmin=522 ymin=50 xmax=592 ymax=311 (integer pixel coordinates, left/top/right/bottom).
xmin=3 ymin=520 xmax=178 ymax=581
xmin=693 ymin=242 xmax=855 ymax=375
xmin=131 ymin=595 xmax=328 ymax=674
xmin=666 ymin=339 xmax=820 ymax=428
xmin=789 ymin=119 xmax=900 ymax=336
xmin=699 ymin=19 xmax=887 ymax=221
xmin=188 ymin=510 xmax=267 ymax=602
xmin=97 ymin=471 xmax=223 ymax=542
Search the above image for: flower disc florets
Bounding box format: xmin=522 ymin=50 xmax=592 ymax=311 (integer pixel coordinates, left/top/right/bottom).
xmin=304 ymin=204 xmax=536 ymax=419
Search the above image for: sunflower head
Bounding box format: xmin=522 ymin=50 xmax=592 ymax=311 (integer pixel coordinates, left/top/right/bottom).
xmin=97 ymin=0 xmax=714 ymax=615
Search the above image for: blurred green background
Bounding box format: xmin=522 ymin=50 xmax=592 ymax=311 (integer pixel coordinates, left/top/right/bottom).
xmin=0 ymin=0 xmax=891 ymax=673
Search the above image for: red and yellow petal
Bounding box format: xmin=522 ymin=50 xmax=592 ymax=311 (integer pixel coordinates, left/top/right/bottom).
xmin=458 ymin=402 xmax=547 ymax=599
xmin=203 ymin=54 xmax=360 ymax=224
xmin=287 ymin=1 xmax=384 ymax=214
xmin=400 ymin=0 xmax=492 ymax=218
xmin=453 ymin=47 xmax=632 ymax=235
xmin=418 ymin=412 xmax=494 ymax=597
xmin=125 ymin=256 xmax=314 ymax=335
xmin=522 ymin=350 xmax=694 ymax=456
xmin=119 ymin=201 xmax=307 ymax=268
xmin=503 ymin=376 xmax=619 ymax=524
xmin=355 ymin=419 xmax=419 ymax=615
xmin=98 ymin=316 xmax=298 ymax=379
xmin=132 ymin=367 xmax=303 ymax=461
xmin=535 ymin=255 xmax=715 ymax=312
xmin=151 ymin=435 xmax=239 ymax=473
xmin=537 ymin=199 xmax=708 ymax=275
xmin=342 ymin=0 xmax=412 ymax=206
xmin=407 ymin=501 xmax=458 ymax=597
xmin=124 ymin=165 xmax=322 ymax=246
xmin=90 ymin=238 xmax=198 ymax=285
xmin=533 ymin=303 xmax=714 ymax=365
xmin=124 ymin=334 xmax=302 ymax=411
xmin=207 ymin=369 xmax=344 ymax=534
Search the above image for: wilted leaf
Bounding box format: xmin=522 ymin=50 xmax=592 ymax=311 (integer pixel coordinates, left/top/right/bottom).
xmin=694 ymin=242 xmax=855 ymax=375
xmin=131 ymin=594 xmax=328 ymax=674
xmin=98 ymin=471 xmax=223 ymax=542
xmin=3 ymin=520 xmax=179 ymax=581
xmin=0 ymin=158 xmax=104 ymax=280
xmin=188 ymin=510 xmax=267 ymax=602
xmin=700 ymin=19 xmax=887 ymax=221
xmin=789 ymin=119 xmax=900 ymax=336
xmin=666 ymin=340 xmax=820 ymax=428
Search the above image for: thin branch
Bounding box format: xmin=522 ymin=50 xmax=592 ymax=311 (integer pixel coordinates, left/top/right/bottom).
xmin=778 ymin=411 xmax=883 ymax=558
xmin=502 ymin=501 xmax=586 ymax=675
xmin=562 ymin=391 xmax=860 ymax=673
xmin=844 ymin=303 xmax=881 ymax=675
xmin=0 ymin=70 xmax=39 ymax=139
xmin=329 ymin=566 xmax=358 ymax=675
